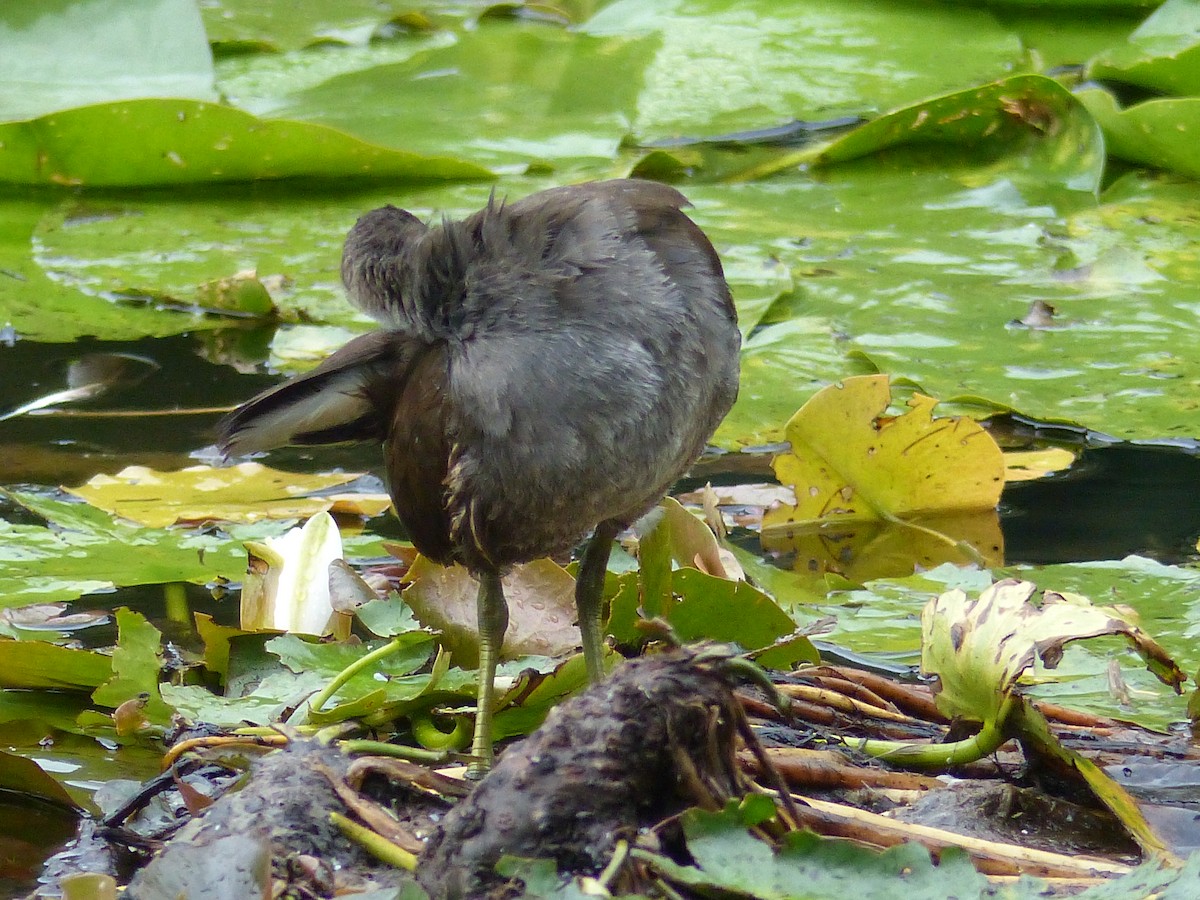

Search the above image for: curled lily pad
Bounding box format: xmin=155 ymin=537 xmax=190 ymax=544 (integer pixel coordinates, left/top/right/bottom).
xmin=0 ymin=99 xmax=492 ymax=187
xmin=922 ymin=579 xmax=1186 ymax=726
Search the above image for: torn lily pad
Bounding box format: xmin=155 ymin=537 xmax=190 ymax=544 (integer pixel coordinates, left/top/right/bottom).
xmin=762 ymin=375 xmax=1005 ymax=580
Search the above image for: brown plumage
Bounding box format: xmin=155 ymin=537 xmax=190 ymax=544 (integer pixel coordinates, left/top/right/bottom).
xmin=218 ymin=179 xmax=740 ymax=774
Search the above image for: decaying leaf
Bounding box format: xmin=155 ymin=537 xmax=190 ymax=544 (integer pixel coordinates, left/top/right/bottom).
xmin=922 ymin=579 xmax=1186 ymax=726
xmin=66 ymin=462 xmax=391 ymax=527
xmin=402 ymin=556 xmax=581 ymax=666
xmin=660 ymin=496 xmax=744 ymax=581
xmin=762 ymin=375 xmax=1005 ymax=577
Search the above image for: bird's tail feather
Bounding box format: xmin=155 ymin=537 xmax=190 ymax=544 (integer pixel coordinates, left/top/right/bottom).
xmin=217 ymin=331 xmax=395 ymax=457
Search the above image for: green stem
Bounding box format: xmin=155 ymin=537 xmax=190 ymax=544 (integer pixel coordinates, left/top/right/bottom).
xmin=338 ymin=738 xmax=458 ymax=764
xmin=293 ymin=637 xmax=404 ymax=724
xmin=851 ymin=696 xmax=1014 ymax=769
xmin=330 ymin=812 xmax=417 ymax=871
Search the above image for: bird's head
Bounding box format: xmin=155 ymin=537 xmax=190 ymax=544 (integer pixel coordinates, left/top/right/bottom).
xmin=341 ymin=205 xmax=428 ymax=325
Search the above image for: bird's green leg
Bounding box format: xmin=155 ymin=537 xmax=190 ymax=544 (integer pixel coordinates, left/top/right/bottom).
xmin=576 ymin=520 xmax=619 ymax=684
xmin=468 ymin=568 xmax=508 ymax=779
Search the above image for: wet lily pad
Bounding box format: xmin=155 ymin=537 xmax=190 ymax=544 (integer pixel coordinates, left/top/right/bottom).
xmin=274 ymin=20 xmax=655 ymax=170
xmin=1088 ymin=0 xmax=1200 ymax=96
xmin=65 ymin=463 xmax=390 ymax=528
xmin=583 ymin=0 xmax=1025 ymax=139
xmin=0 ymin=99 xmax=493 ymax=187
xmin=0 ymin=0 xmax=214 ymax=122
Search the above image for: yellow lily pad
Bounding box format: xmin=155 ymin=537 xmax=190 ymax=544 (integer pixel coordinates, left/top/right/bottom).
xmin=762 ymin=375 xmax=1005 ymax=576
xmin=66 ymin=462 xmax=392 ymax=527
xmin=1003 ymin=447 xmax=1078 ymax=482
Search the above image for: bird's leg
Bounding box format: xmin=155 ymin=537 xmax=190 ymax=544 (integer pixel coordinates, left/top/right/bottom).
xmin=468 ymin=568 xmax=508 ymax=779
xmin=575 ymin=519 xmax=620 ymax=684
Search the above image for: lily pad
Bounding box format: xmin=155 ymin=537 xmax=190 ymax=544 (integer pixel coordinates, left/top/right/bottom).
xmin=92 ymin=609 xmax=173 ymax=725
xmin=0 ymin=0 xmax=214 ymax=122
xmin=762 ymin=376 xmax=1005 ymax=577
xmin=403 ymin=556 xmax=582 ymax=666
xmin=583 ymin=0 xmax=1025 ymax=140
xmin=274 ymin=20 xmax=655 ymax=170
xmin=65 ymin=463 xmax=391 ymax=527
xmin=922 ymin=579 xmax=1185 ymax=725
xmin=1088 ymin=0 xmax=1200 ymax=96
xmin=0 ymin=491 xmax=248 ymax=606
xmin=201 ymin=0 xmax=444 ymax=52
xmin=1078 ymin=86 xmax=1200 ymax=181
xmin=0 ymin=639 xmax=112 ymax=692
xmin=813 ymin=74 xmax=1105 ymax=195
xmin=642 ymin=803 xmax=992 ymax=900
xmin=687 ymin=157 xmax=1200 ymax=445
xmin=0 ymin=99 xmax=492 ymax=187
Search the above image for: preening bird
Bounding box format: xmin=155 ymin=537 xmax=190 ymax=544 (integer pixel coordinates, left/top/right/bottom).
xmin=218 ymin=179 xmax=740 ymax=775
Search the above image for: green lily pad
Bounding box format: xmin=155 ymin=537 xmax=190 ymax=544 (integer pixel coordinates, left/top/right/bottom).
xmin=814 ymin=74 xmax=1105 ymax=195
xmin=6 ymin=180 xmax=547 ymax=344
xmin=0 ymin=490 xmax=311 ymax=606
xmin=162 ymin=669 xmax=329 ymax=727
xmin=809 ymin=559 xmax=1199 ymax=731
xmin=992 ymin=9 xmax=1146 ymax=71
xmin=274 ymin=19 xmax=655 ymax=170
xmin=0 ymin=198 xmax=205 ymax=343
xmin=92 ymin=609 xmax=174 ymax=725
xmin=0 ymin=639 xmax=112 ymax=692
xmin=642 ymin=803 xmax=993 ymax=900
xmin=583 ymin=0 xmax=1025 ymax=140
xmin=1079 ymin=86 xmax=1200 ymax=181
xmin=0 ymin=99 xmax=491 ymax=187
xmin=688 ymin=152 xmax=1200 ymax=445
xmin=0 ymin=748 xmax=80 ymax=810
xmin=1088 ymin=0 xmax=1200 ymax=96
xmin=0 ymin=0 xmax=214 ymax=122
xmin=201 ymin=0 xmax=443 ymax=52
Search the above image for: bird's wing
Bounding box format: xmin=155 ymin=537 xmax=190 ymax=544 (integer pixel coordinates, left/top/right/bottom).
xmin=217 ymin=330 xmax=403 ymax=456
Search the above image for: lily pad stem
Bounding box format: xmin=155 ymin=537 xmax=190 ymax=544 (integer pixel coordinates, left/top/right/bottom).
xmin=850 ymin=696 xmax=1014 ymax=769
xmin=296 ymin=637 xmax=404 ymax=724
xmin=330 ymin=811 xmax=417 ymax=871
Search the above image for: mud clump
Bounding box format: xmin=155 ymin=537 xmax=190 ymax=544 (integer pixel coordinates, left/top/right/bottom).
xmin=123 ymin=739 xmax=389 ymax=899
xmin=419 ymin=645 xmax=750 ymax=898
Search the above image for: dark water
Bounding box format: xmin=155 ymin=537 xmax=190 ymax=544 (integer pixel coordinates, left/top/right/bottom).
xmin=0 ymin=798 xmax=78 ymax=896
xmin=1002 ymin=444 xmax=1200 ymax=565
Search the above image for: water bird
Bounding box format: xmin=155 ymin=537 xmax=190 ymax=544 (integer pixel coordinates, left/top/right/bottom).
xmin=218 ymin=179 xmax=740 ymax=774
